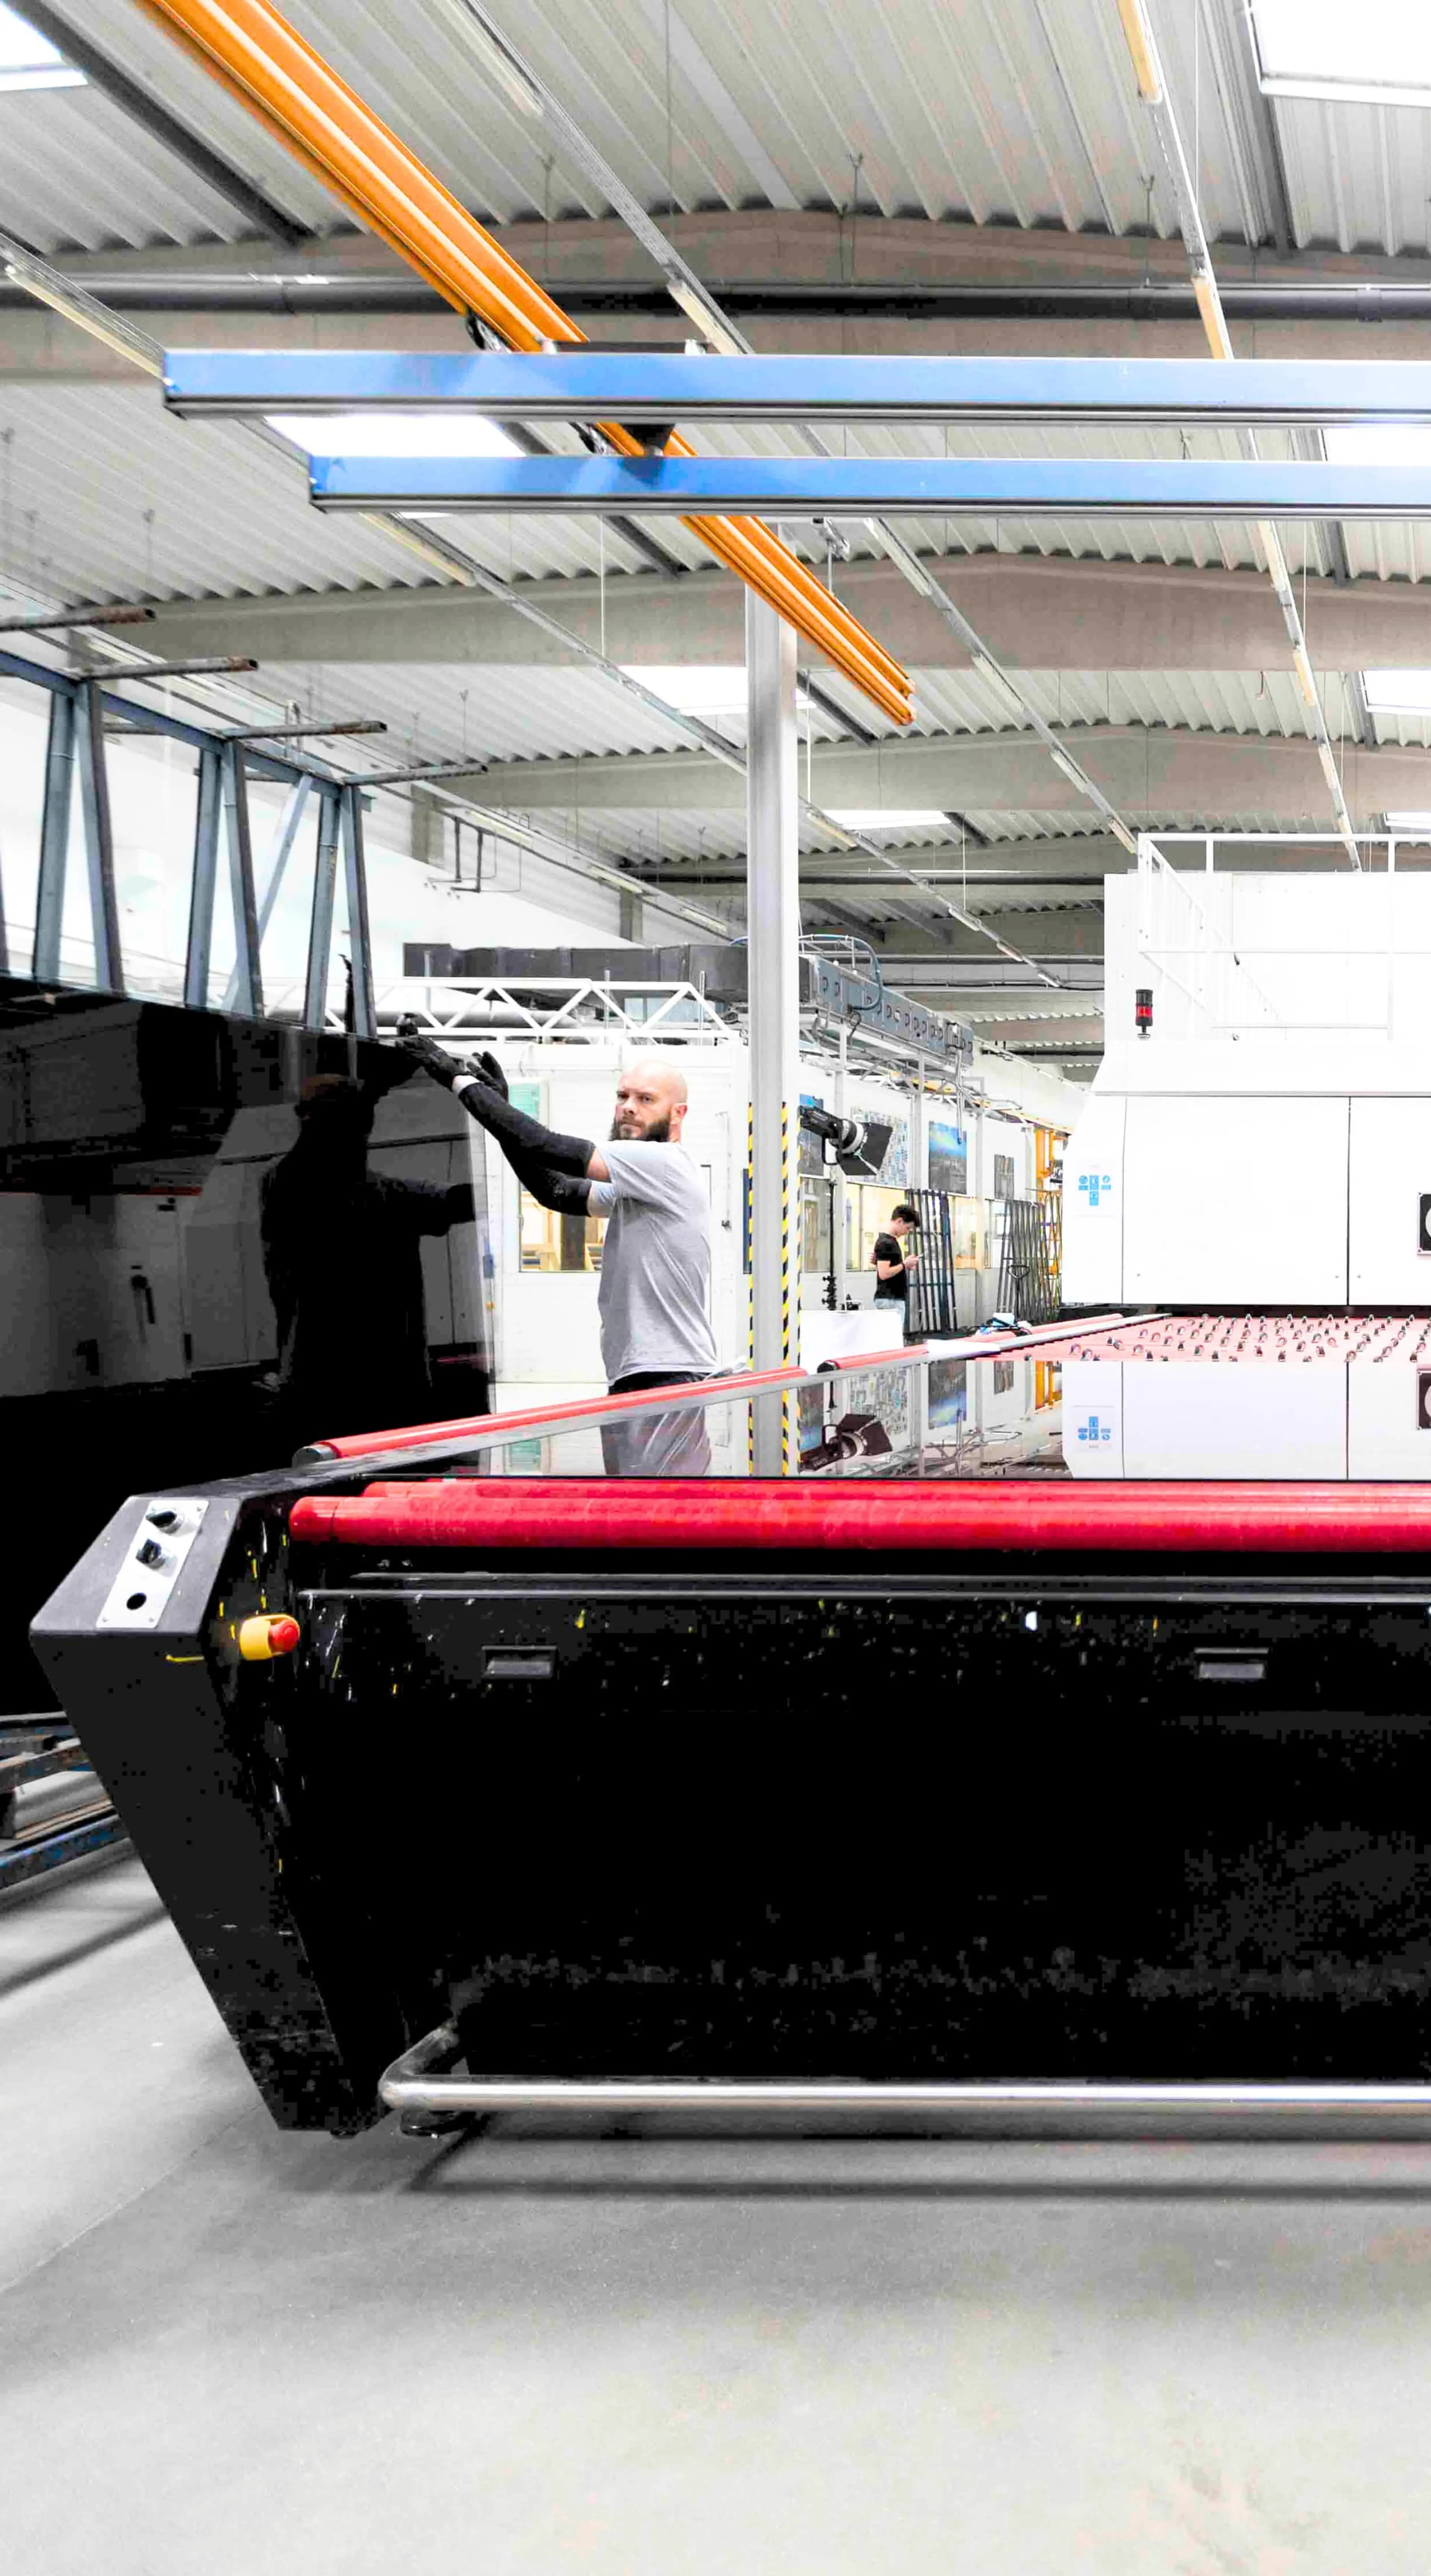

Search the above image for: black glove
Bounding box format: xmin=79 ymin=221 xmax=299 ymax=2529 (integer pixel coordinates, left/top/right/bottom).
xmin=395 ymin=1018 xmax=464 ymax=1089
xmin=473 ymin=1049 xmax=509 ymax=1099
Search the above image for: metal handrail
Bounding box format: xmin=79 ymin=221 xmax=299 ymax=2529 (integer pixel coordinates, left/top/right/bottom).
xmin=380 ymin=2021 xmax=1431 ymax=2133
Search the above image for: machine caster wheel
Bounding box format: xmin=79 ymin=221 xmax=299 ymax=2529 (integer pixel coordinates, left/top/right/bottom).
xmin=399 ymin=2105 xmax=489 ymax=2141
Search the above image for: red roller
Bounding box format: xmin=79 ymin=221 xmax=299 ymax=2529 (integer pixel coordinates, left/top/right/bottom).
xmin=304 ymin=1363 xmax=806 ymax=1462
xmin=288 ymin=1479 xmax=1431 ymax=1554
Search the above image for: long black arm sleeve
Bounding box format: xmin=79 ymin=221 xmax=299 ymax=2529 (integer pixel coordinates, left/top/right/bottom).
xmin=510 ymin=1159 xmax=594 ymax=1215
xmin=453 ymin=1077 xmax=593 ymax=1178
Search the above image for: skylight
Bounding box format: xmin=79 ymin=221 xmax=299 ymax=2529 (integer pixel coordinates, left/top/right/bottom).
xmin=0 ymin=3 xmax=85 ymax=91
xmin=621 ymin=666 xmax=812 ymax=720
xmin=266 ymin=412 xmax=519 ymax=459
xmin=827 ymin=811 xmax=952 ymax=831
xmin=1251 ymin=0 xmax=1431 ymax=107
xmin=1324 ymin=426 xmax=1431 ymax=469
xmin=1362 ymin=672 xmax=1431 ymax=716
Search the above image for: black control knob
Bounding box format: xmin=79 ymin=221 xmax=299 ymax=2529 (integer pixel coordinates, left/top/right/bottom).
xmin=136 ymin=1538 xmax=165 ymax=1569
xmin=145 ymin=1506 xmax=178 ymax=1530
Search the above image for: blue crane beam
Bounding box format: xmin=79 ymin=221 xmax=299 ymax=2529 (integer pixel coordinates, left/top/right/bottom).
xmin=163 ymin=348 xmax=1431 ymax=426
xmin=306 ymin=452 xmax=1431 ymax=520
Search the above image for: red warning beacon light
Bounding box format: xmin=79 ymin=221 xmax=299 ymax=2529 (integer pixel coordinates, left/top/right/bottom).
xmin=1135 ymin=986 xmax=1154 ymax=1039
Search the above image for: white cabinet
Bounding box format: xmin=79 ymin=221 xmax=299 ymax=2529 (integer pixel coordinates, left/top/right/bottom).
xmin=1123 ymin=1095 xmax=1349 ymax=1306
xmin=1349 ymin=1098 xmax=1431 ymax=1304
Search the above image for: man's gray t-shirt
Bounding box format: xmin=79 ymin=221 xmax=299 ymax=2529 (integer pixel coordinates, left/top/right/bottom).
xmin=587 ymin=1141 xmax=718 ymax=1387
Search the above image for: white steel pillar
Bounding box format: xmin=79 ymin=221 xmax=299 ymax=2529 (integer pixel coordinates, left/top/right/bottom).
xmin=745 ymin=593 xmax=800 ymax=1474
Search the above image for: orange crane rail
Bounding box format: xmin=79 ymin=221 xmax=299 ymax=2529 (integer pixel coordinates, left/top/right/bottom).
xmin=130 ymin=0 xmax=913 ymax=726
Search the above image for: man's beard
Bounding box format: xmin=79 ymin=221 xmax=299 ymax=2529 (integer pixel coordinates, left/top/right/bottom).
xmin=610 ymin=1113 xmax=671 ymax=1143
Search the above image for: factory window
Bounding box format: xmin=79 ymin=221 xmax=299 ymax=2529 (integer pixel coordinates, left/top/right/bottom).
xmin=519 ymin=1194 xmax=607 ymax=1273
xmin=801 ymin=1177 xmax=833 ymax=1276
xmin=992 ymin=1152 xmax=1015 ymax=1200
xmin=992 ymin=1358 xmax=1015 ymax=1394
xmin=850 ymin=1186 xmax=907 ymax=1276
xmin=951 ymin=1196 xmax=988 ymax=1270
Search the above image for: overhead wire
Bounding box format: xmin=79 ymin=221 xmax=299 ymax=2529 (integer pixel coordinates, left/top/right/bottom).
xmin=1113 ymin=0 xmax=1362 ymax=869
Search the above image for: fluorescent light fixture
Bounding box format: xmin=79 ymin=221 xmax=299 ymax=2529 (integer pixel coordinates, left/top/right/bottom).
xmin=1363 ymin=670 xmax=1431 ymax=715
xmin=1385 ymin=812 xmax=1431 ymax=832
xmin=266 ymin=411 xmax=520 ymax=458
xmin=827 ymin=810 xmax=952 ymax=831
xmin=622 ymin=665 xmax=811 ymax=718
xmin=1250 ymin=0 xmax=1431 ymax=106
xmin=0 ymin=3 xmax=84 ymax=86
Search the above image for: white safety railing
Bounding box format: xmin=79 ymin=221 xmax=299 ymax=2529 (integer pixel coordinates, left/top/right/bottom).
xmin=1134 ymin=832 xmax=1431 ymax=1041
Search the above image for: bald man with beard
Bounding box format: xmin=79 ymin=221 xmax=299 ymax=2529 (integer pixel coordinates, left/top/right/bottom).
xmin=398 ymin=1025 xmax=718 ymax=1400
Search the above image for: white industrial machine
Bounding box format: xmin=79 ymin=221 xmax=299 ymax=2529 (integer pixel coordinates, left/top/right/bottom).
xmin=1064 ymin=861 xmax=1431 ymax=1310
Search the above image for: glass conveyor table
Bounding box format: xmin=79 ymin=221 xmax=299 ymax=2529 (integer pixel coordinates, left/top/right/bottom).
xmin=33 ymin=1311 xmax=1431 ymax=2138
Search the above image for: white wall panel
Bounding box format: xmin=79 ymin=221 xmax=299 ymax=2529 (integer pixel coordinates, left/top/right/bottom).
xmin=1348 ymin=1362 xmax=1431 ymax=1480
xmin=1349 ymin=1100 xmax=1431 ymax=1306
xmin=1061 ymin=1094 xmax=1125 ymax=1306
xmin=1122 ymin=1363 xmax=1346 ymax=1481
xmin=1123 ymin=1096 xmax=1348 ymax=1306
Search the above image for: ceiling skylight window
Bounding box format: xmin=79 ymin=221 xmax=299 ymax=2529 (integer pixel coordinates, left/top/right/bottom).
xmin=1362 ymin=673 xmax=1431 ymax=716
xmin=1323 ymin=426 xmax=1431 ymax=470
xmin=1250 ymin=0 xmax=1431 ymax=108
xmin=622 ymin=667 xmax=811 ymax=718
xmin=827 ymin=811 xmax=952 ymax=831
xmin=266 ymin=412 xmax=519 ymax=458
xmin=0 ymin=3 xmax=84 ymax=89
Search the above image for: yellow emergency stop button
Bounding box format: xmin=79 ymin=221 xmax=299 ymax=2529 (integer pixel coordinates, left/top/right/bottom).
xmin=238 ymin=1613 xmax=301 ymax=1661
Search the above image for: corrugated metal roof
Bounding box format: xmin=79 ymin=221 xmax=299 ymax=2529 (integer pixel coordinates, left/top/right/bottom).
xmin=3 ymin=1 xmax=332 ymax=251
xmin=0 ymin=383 xmax=437 ymax=601
xmin=3 ymin=0 xmax=1422 ymax=272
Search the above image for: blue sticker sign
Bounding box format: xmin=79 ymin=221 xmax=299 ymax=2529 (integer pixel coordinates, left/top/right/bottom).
xmin=1076 ymin=1415 xmax=1114 ymax=1445
xmin=1077 ymin=1172 xmax=1114 ymax=1208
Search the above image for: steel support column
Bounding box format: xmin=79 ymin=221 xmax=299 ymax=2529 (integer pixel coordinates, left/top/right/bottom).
xmin=304 ymin=785 xmax=342 ymax=1032
xmin=32 ymin=685 xmax=77 ymax=983
xmin=73 ymin=680 xmax=124 ymax=993
xmin=221 ymin=740 xmax=263 ymax=1019
xmin=339 ymin=786 xmax=376 ymax=1042
xmin=184 ymin=740 xmax=222 ymax=1008
xmin=745 ymin=594 xmax=800 ymax=1476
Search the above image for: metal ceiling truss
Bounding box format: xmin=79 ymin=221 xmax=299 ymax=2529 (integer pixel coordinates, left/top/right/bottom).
xmin=385 ymin=979 xmax=729 ymax=1045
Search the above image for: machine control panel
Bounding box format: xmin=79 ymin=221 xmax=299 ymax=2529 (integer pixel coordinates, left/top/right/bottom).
xmin=97 ymin=1498 xmax=210 ymax=1632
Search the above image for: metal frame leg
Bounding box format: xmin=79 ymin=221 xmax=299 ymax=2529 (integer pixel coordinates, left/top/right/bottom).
xmin=184 ymin=741 xmax=223 ymax=1010
xmin=339 ymin=785 xmax=376 ymax=1042
xmin=74 ymin=680 xmax=124 ymax=994
xmin=745 ymin=594 xmax=799 ymax=1475
xmin=304 ymin=784 xmax=342 ymax=1030
xmin=221 ymin=741 xmax=264 ymax=1019
xmin=32 ymin=684 xmax=77 ymax=983
xmin=222 ymin=773 xmax=312 ymax=1014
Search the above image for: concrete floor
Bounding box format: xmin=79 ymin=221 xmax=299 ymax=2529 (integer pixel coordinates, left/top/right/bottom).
xmin=6 ymin=1861 xmax=1431 ymax=2572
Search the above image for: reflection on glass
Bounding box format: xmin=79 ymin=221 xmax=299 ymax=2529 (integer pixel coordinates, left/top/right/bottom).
xmin=261 ymin=1073 xmax=477 ymax=1447
xmin=1 ymin=976 xmax=492 ymax=1713
xmin=520 ymin=1190 xmax=607 ymax=1272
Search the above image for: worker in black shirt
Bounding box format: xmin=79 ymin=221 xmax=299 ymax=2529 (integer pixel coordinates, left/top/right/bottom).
xmin=872 ymin=1202 xmax=920 ymax=1311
